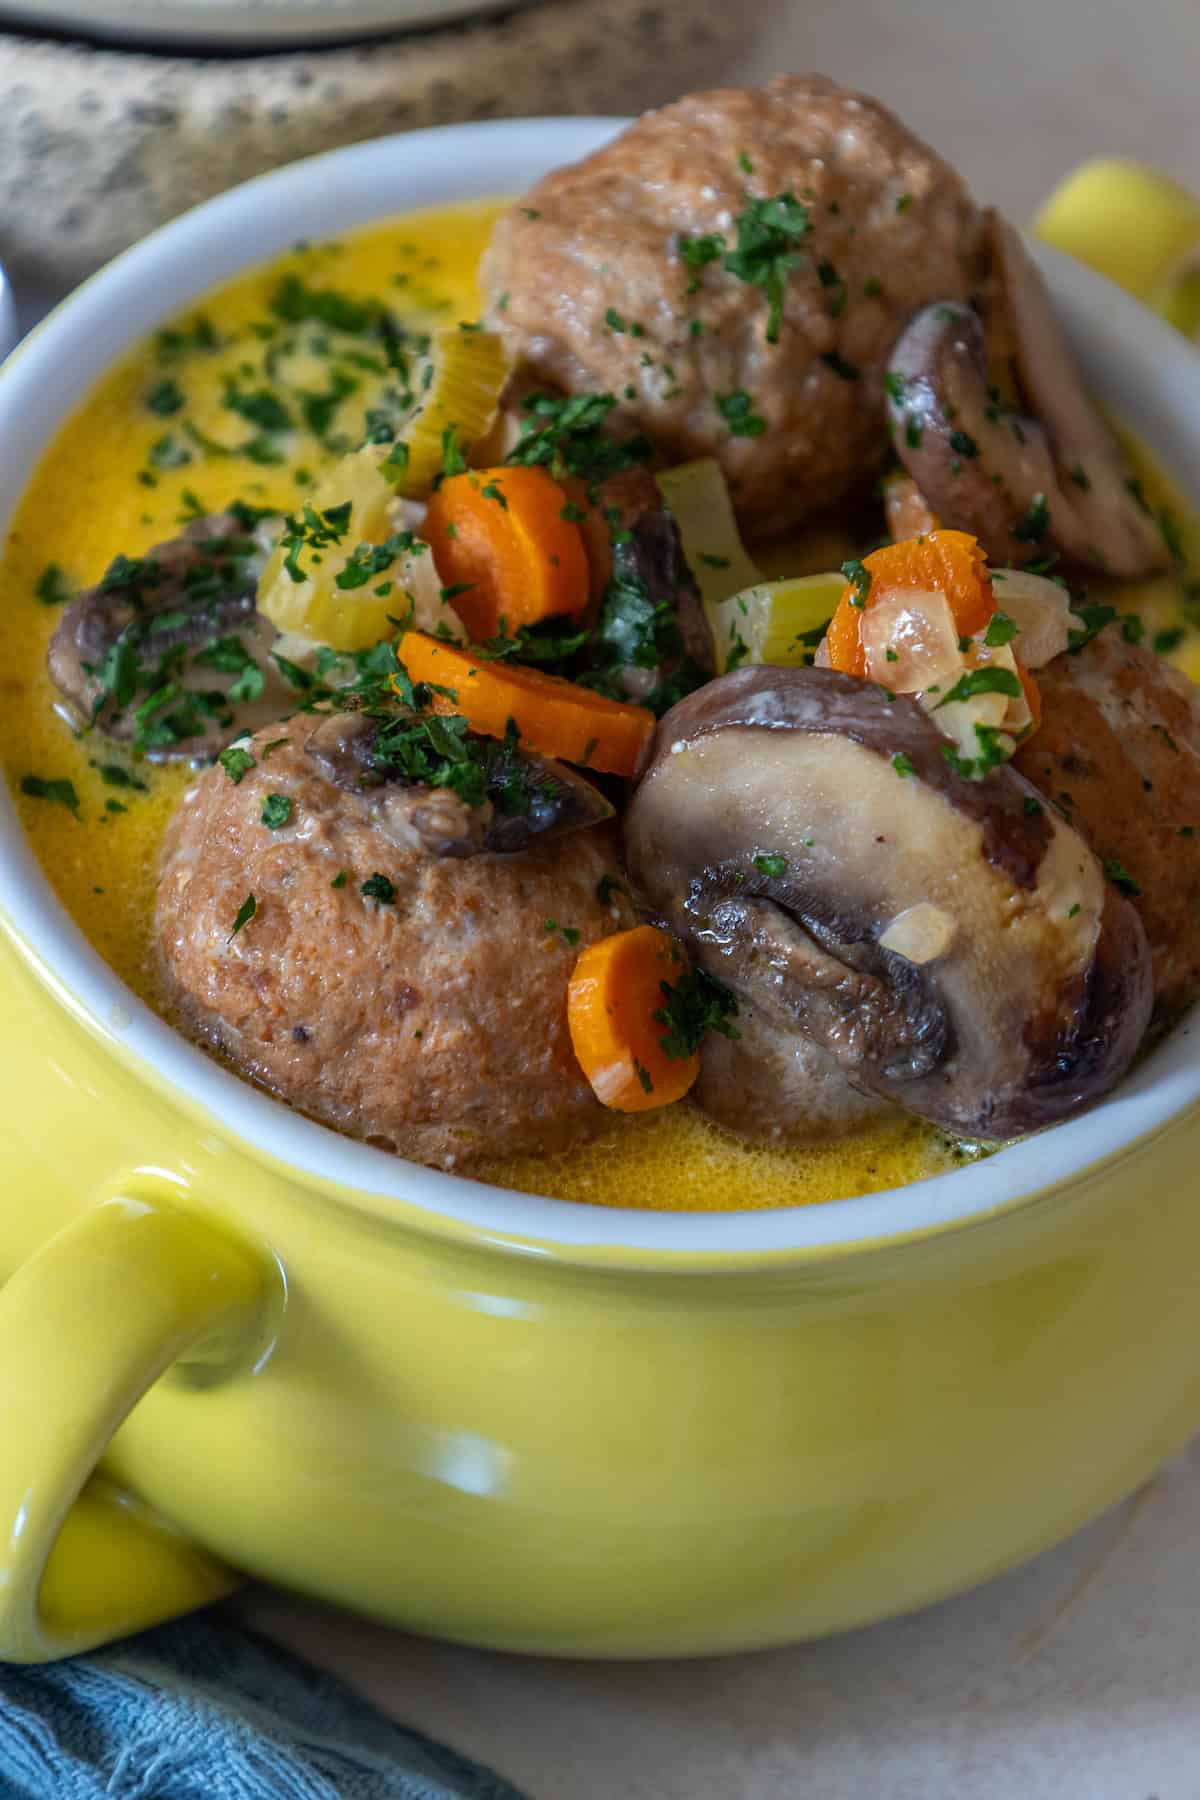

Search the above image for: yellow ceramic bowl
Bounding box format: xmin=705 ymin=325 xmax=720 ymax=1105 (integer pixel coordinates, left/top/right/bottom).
xmin=1 ymin=121 xmax=1199 ymax=1667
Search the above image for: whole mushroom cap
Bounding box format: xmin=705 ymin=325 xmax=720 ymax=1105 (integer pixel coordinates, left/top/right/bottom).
xmin=624 ymin=665 xmax=1153 ymax=1140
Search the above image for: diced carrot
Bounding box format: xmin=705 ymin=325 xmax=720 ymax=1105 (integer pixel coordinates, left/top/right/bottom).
xmin=422 ymin=464 xmax=589 ymax=642
xmin=826 ymin=529 xmax=995 ymax=678
xmin=567 ymin=925 xmax=700 ymax=1112
xmin=396 ymin=631 xmax=656 ymax=777
xmin=883 ymin=471 xmax=940 ymax=541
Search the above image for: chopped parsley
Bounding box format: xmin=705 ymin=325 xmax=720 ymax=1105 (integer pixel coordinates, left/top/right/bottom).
xmin=1121 ymin=614 xmax=1146 ymax=645
xmin=277 ymin=499 xmax=353 ymax=583
xmin=1069 ymin=463 xmax=1092 ymax=491
xmin=1154 ymin=626 xmax=1185 ymax=655
xmin=228 ymin=893 xmax=257 ymax=941
xmin=716 ymin=389 xmax=767 ymax=438
xmin=331 ymin=870 xmax=348 ymax=888
xmin=145 ymin=377 xmax=185 ymax=416
xmin=677 ymin=231 xmax=726 ymax=293
xmin=1102 ymin=856 xmax=1141 ymax=898
xmin=269 ymin=273 xmax=377 ymax=336
xmin=1024 ymin=796 xmax=1044 ymax=817
xmin=892 ymin=752 xmax=916 ymax=778
xmin=948 ymin=429 xmax=979 ymax=459
xmin=653 ymin=966 xmax=740 ymax=1061
xmin=1013 ymin=493 xmax=1050 ymax=544
xmin=219 ymin=745 xmax=257 ymax=784
xmin=543 ymin=917 xmax=581 ymax=947
xmin=596 ymin=873 xmax=624 ymax=905
xmin=933 ymin=667 xmax=1022 ymax=709
xmin=20 ymin=773 xmax=79 ymax=815
xmin=723 ymin=191 xmax=810 ymax=344
xmin=1068 ymin=603 xmax=1118 ymax=653
xmin=984 ymin=611 xmax=1019 ymax=647
xmin=260 ymin=793 xmax=293 ymax=829
xmin=753 ymin=852 xmax=789 ymax=876
xmin=34 ymin=563 xmax=73 ymax=606
xmin=506 ymin=391 xmax=650 ymax=485
xmin=361 ymin=872 xmax=397 ymax=905
xmin=941 ymin=724 xmax=1011 ymax=780
xmin=840 ymin=559 xmax=872 ymax=609
xmin=634 ymin=1060 xmax=654 ymax=1095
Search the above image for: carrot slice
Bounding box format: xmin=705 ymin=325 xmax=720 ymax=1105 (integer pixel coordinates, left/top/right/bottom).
xmin=826 ymin=530 xmax=994 ymax=678
xmin=423 ymin=465 xmax=589 ymax=642
xmin=396 ymin=631 xmax=655 ymax=777
xmin=1016 ymin=656 xmax=1042 ymax=735
xmin=567 ymin=925 xmax=700 ymax=1112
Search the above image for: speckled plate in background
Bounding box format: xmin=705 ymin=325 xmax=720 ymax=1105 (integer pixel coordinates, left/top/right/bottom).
xmin=0 ymin=0 xmax=516 ymax=44
xmin=0 ymin=0 xmax=748 ymax=290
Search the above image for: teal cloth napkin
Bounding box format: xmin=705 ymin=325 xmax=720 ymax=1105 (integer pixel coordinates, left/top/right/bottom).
xmin=0 ymin=1611 xmax=525 ymax=1799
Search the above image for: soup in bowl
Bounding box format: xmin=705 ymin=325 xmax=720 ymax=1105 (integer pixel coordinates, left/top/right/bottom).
xmin=0 ymin=88 xmax=1198 ymax=1665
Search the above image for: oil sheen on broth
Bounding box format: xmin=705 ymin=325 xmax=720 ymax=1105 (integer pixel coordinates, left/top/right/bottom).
xmin=3 ymin=203 xmax=1196 ymax=1211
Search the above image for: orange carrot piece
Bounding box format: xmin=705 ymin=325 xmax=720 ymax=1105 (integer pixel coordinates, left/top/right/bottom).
xmin=396 ymin=631 xmax=656 ymax=777
xmin=567 ymin=925 xmax=700 ymax=1113
xmin=1016 ymin=656 xmax=1042 ymax=737
xmin=423 ymin=465 xmax=589 ymax=642
xmin=826 ymin=529 xmax=995 ymax=678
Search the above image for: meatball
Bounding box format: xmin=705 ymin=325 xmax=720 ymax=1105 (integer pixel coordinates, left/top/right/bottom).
xmin=1014 ymin=631 xmax=1200 ymax=1030
xmin=482 ymin=74 xmax=989 ymax=538
xmin=156 ymin=724 xmax=635 ymax=1170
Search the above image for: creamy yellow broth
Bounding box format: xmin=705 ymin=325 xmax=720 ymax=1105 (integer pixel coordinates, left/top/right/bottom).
xmin=3 ymin=201 xmax=1197 ymax=1212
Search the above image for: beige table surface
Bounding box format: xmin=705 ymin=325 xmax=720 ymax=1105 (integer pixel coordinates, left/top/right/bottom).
xmin=235 ymin=5 xmax=1200 ymax=1796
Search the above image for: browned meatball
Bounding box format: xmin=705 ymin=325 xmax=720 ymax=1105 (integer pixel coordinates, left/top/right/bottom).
xmin=156 ymin=725 xmax=635 ymax=1170
xmin=482 ymin=75 xmax=988 ymax=537
xmin=1014 ymin=632 xmax=1200 ymax=1030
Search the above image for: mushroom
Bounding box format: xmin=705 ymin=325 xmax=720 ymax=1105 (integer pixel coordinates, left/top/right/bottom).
xmin=304 ymin=707 xmax=614 ymax=858
xmin=624 ymin=665 xmax=1153 ymax=1139
xmin=48 ymin=511 xmax=289 ymax=760
xmin=580 ymin=468 xmax=714 ymax=710
xmin=689 ymin=996 xmax=894 ymax=1145
xmin=887 ymin=217 xmax=1168 ymax=578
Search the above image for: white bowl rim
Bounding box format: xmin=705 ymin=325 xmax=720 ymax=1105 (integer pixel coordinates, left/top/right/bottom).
xmin=0 ymin=115 xmax=1197 ymax=1259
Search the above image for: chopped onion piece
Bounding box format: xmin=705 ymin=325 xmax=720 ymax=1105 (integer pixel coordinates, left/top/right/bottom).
xmin=861 ymin=586 xmax=961 ymax=692
xmin=879 ymin=902 xmax=957 ymax=965
xmin=989 ymin=570 xmax=1077 ymax=667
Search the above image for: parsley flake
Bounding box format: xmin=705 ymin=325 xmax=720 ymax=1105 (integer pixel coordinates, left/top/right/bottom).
xmin=716 ymin=390 xmax=767 ymax=438
xmin=228 ymin=893 xmax=257 ymax=941
xmin=219 ymin=745 xmax=257 ymax=785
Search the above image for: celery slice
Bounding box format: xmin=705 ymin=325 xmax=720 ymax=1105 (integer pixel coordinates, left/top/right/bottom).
xmin=390 ymin=327 xmax=510 ymax=499
xmin=256 ymin=445 xmax=458 ymax=653
xmin=654 ymin=458 xmax=762 ymax=616
xmin=711 ymin=575 xmax=845 ymax=673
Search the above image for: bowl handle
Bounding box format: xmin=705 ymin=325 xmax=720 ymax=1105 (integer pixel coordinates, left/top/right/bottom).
xmin=0 ymin=1194 xmax=268 ymax=1663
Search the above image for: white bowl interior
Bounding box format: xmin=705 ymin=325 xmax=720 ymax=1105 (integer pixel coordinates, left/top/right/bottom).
xmin=0 ymin=118 xmax=1197 ymax=1256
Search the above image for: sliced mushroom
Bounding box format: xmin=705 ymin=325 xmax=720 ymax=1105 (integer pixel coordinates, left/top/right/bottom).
xmin=582 ymin=468 xmax=713 ymax=709
xmin=48 ymin=512 xmax=289 ymax=760
xmin=624 ymin=665 xmax=1153 ymax=1139
xmin=887 ymin=219 xmax=1167 ymax=578
xmin=304 ymin=707 xmax=614 ymax=858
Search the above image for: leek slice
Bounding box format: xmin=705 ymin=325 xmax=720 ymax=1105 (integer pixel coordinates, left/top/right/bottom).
xmin=654 ymin=458 xmax=762 ymax=616
xmin=710 ymin=574 xmax=845 ymax=673
xmin=389 ymin=326 xmax=510 ymax=498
